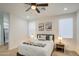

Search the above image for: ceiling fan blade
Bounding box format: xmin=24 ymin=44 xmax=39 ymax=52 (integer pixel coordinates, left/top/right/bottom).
xmin=25 ymin=7 xmax=31 ymax=12
xmin=37 ymin=3 xmax=48 ymax=6
xmin=36 ymin=8 xmax=40 ymax=13
xmin=31 ymin=3 xmax=36 ymax=5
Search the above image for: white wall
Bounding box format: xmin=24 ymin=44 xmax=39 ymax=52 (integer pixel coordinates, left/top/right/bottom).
xmin=35 ymin=13 xmax=77 ymax=51
xmin=36 ymin=16 xmax=56 ymax=34
xmin=9 ymin=14 xmax=28 ymax=50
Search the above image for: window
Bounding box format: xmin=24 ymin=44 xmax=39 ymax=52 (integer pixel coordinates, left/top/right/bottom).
xmin=59 ymin=17 xmax=73 ymax=38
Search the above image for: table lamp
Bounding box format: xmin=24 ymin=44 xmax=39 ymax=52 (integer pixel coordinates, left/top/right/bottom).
xmin=31 ymin=34 xmax=34 ymax=39
xmin=58 ymin=36 xmax=62 ymax=44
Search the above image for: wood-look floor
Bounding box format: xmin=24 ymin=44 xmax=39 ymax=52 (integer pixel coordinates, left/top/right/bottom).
xmin=0 ymin=45 xmax=78 ymax=56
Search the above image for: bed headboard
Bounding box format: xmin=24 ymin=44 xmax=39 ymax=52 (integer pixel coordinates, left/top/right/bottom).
xmin=37 ymin=34 xmax=54 ymax=41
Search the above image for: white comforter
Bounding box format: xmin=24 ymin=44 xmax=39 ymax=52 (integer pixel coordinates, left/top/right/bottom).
xmin=18 ymin=41 xmax=54 ymax=56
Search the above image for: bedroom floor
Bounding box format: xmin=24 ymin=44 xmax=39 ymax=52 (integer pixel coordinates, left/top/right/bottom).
xmin=52 ymin=50 xmax=79 ymax=56
xmin=0 ymin=45 xmax=78 ymax=56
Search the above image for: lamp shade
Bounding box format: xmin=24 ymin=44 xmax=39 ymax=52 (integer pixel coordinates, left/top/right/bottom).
xmin=58 ymin=37 xmax=62 ymax=40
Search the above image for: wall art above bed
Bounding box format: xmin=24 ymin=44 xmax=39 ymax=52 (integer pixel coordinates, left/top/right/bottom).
xmin=38 ymin=23 xmax=44 ymax=31
xmin=38 ymin=22 xmax=52 ymax=31
xmin=45 ymin=22 xmax=52 ymax=31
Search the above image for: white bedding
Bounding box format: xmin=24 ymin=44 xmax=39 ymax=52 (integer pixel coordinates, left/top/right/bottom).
xmin=18 ymin=40 xmax=54 ymax=56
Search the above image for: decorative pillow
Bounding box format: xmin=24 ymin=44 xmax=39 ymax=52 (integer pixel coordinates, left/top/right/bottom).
xmin=23 ymin=42 xmax=46 ymax=47
xmin=23 ymin=42 xmax=28 ymax=44
xmin=38 ymin=39 xmax=46 ymax=41
xmin=38 ymin=35 xmax=46 ymax=41
xmin=49 ymin=36 xmax=53 ymax=40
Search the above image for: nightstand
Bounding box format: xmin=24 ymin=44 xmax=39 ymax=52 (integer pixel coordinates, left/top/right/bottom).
xmin=55 ymin=43 xmax=65 ymax=52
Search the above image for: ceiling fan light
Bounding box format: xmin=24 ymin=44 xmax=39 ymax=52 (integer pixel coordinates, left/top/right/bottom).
xmin=31 ymin=5 xmax=36 ymax=10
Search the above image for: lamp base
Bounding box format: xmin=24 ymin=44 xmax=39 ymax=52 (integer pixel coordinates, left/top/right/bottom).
xmin=59 ymin=41 xmax=62 ymax=44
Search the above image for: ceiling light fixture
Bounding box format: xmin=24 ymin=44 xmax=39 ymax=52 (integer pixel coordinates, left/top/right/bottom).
xmin=64 ymin=8 xmax=68 ymax=11
xmin=31 ymin=5 xmax=36 ymax=10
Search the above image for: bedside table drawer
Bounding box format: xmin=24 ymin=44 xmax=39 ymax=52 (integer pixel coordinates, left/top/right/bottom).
xmin=55 ymin=43 xmax=65 ymax=52
xmin=56 ymin=45 xmax=64 ymax=48
xmin=56 ymin=48 xmax=64 ymax=52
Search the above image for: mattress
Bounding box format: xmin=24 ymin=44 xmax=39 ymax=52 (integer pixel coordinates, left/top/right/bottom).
xmin=18 ymin=40 xmax=54 ymax=56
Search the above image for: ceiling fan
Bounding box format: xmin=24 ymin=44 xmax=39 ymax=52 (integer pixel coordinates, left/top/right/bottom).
xmin=25 ymin=3 xmax=48 ymax=13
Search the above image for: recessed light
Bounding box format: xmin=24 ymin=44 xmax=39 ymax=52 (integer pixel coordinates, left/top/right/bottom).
xmin=64 ymin=8 xmax=68 ymax=11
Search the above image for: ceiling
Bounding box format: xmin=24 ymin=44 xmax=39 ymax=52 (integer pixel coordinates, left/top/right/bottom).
xmin=0 ymin=3 xmax=79 ymax=19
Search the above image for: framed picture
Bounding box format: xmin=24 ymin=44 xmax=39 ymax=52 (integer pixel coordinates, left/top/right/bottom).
xmin=45 ymin=22 xmax=52 ymax=31
xmin=38 ymin=23 xmax=44 ymax=31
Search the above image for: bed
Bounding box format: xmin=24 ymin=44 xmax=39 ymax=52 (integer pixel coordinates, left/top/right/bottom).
xmin=17 ymin=34 xmax=55 ymax=56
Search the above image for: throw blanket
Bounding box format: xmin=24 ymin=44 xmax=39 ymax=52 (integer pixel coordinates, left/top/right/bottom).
xmin=23 ymin=42 xmax=46 ymax=47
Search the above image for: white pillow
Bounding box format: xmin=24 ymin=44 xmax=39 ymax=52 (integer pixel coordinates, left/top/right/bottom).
xmin=49 ymin=36 xmax=53 ymax=41
xmin=38 ymin=35 xmax=46 ymax=41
